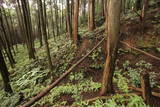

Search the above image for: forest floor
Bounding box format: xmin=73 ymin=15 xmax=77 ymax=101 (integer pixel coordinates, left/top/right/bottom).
xmin=0 ymin=7 xmax=160 ymax=107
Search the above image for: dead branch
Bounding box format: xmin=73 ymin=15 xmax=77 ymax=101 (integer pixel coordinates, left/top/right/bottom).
xmin=21 ymin=38 xmax=105 ymax=107
xmin=120 ymin=41 xmax=160 ymax=61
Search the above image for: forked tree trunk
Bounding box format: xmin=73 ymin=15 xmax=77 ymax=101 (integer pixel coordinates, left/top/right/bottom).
xmin=100 ymin=0 xmax=121 ymax=95
xmin=73 ymin=0 xmax=80 ymax=45
xmin=88 ymin=0 xmax=95 ymax=31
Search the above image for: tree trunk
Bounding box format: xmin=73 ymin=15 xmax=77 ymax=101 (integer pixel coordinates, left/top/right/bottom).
xmin=54 ymin=0 xmax=59 ymax=36
xmin=0 ymin=49 xmax=13 ymax=93
xmin=39 ymin=0 xmax=53 ymax=70
xmin=50 ymin=0 xmax=56 ymax=38
xmin=0 ymin=8 xmax=16 ymax=68
xmin=101 ymin=0 xmax=105 ymax=17
xmin=88 ymin=0 xmax=95 ymax=31
xmin=20 ymin=0 xmax=36 ymax=59
xmin=73 ymin=0 xmax=80 ymax=45
xmin=66 ymin=0 xmax=72 ymax=39
xmin=100 ymin=0 xmax=121 ymax=95
xmin=141 ymin=72 xmax=152 ymax=105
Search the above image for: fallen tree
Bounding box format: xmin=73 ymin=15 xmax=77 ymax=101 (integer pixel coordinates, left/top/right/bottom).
xmin=21 ymin=37 xmax=105 ymax=107
xmin=120 ymin=41 xmax=160 ymax=61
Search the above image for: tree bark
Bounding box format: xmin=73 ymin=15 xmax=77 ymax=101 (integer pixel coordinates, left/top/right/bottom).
xmin=73 ymin=0 xmax=80 ymax=45
xmin=38 ymin=0 xmax=53 ymax=70
xmin=141 ymin=72 xmax=152 ymax=106
xmin=20 ymin=0 xmax=36 ymax=59
xmin=66 ymin=0 xmax=72 ymax=39
xmin=88 ymin=0 xmax=95 ymax=31
xmin=0 ymin=49 xmax=13 ymax=93
xmin=100 ymin=0 xmax=121 ymax=95
xmin=0 ymin=8 xmax=16 ymax=68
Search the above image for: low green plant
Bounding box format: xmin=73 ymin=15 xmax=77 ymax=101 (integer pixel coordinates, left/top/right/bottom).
xmin=157 ymin=48 xmax=160 ymax=52
xmin=90 ymin=63 xmax=103 ymax=70
xmin=114 ymin=69 xmax=129 ymax=93
xmin=75 ymin=94 xmax=148 ymax=107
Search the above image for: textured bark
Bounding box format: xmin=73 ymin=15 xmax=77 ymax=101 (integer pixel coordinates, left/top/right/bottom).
xmin=101 ymin=0 xmax=105 ymax=17
xmin=39 ymin=0 xmax=53 ymax=70
xmin=36 ymin=6 xmax=43 ymax=47
xmin=141 ymin=72 xmax=152 ymax=104
xmin=0 ymin=49 xmax=12 ymax=93
xmin=0 ymin=8 xmax=16 ymax=68
xmin=71 ymin=0 xmax=74 ymax=24
xmin=16 ymin=0 xmax=26 ymax=44
xmin=100 ymin=0 xmax=121 ymax=95
xmin=66 ymin=0 xmax=72 ymax=39
xmin=20 ymin=0 xmax=36 ymax=59
xmin=54 ymin=0 xmax=59 ymax=36
xmin=73 ymin=0 xmax=80 ymax=45
xmin=50 ymin=0 xmax=56 ymax=38
xmin=88 ymin=0 xmax=95 ymax=31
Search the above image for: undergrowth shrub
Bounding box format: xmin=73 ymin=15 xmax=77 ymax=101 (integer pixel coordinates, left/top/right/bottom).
xmin=75 ymin=94 xmax=148 ymax=107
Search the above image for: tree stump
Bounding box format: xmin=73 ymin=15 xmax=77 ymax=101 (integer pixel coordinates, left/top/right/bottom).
xmin=140 ymin=71 xmax=160 ymax=107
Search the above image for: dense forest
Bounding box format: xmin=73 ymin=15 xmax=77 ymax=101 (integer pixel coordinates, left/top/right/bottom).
xmin=0 ymin=0 xmax=160 ymax=106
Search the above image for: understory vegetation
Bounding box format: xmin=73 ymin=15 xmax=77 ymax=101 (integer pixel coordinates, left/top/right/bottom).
xmin=0 ymin=0 xmax=160 ymax=107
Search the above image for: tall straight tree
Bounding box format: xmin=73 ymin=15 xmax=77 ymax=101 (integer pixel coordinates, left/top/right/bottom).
xmin=100 ymin=0 xmax=121 ymax=95
xmin=0 ymin=49 xmax=13 ymax=93
xmin=73 ymin=0 xmax=80 ymax=45
xmin=54 ymin=0 xmax=59 ymax=36
xmin=88 ymin=0 xmax=95 ymax=31
xmin=101 ymin=0 xmax=105 ymax=17
xmin=66 ymin=0 xmax=72 ymax=39
xmin=36 ymin=5 xmax=43 ymax=47
xmin=50 ymin=0 xmax=56 ymax=38
xmin=20 ymin=0 xmax=36 ymax=59
xmin=38 ymin=0 xmax=53 ymax=70
xmin=0 ymin=7 xmax=16 ymax=68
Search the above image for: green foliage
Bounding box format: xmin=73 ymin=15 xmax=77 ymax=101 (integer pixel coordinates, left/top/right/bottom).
xmin=11 ymin=67 xmax=49 ymax=98
xmin=69 ymin=72 xmax=84 ymax=81
xmin=122 ymin=60 xmax=158 ymax=88
xmin=90 ymin=63 xmax=103 ymax=70
xmin=75 ymin=94 xmax=148 ymax=107
xmin=89 ymin=47 xmax=102 ymax=61
xmin=1 ymin=35 xmax=76 ymax=106
xmin=135 ymin=60 xmax=152 ymax=69
xmin=88 ymin=47 xmax=104 ymax=70
xmin=36 ymin=78 xmax=101 ymax=106
xmin=114 ymin=68 xmax=129 ymax=93
xmin=0 ymin=91 xmax=20 ymax=107
xmin=127 ymin=95 xmax=149 ymax=107
xmin=157 ymin=48 xmax=160 ymax=52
